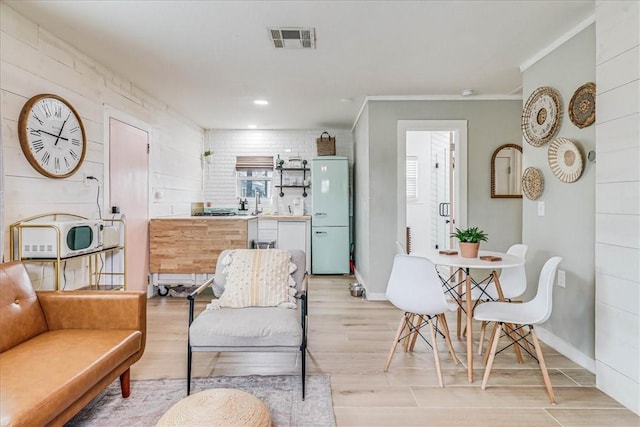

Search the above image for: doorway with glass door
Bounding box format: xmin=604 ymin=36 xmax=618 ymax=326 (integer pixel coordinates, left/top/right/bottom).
xmin=406 ymin=130 xmax=455 ymax=254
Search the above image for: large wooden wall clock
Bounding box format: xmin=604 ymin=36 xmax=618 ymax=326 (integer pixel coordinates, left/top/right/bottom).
xmin=18 ymin=94 xmax=87 ymax=178
xmin=521 ymin=86 xmax=562 ymax=147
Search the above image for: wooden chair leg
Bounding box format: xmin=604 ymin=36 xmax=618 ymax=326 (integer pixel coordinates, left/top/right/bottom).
xmin=481 ymin=323 xmax=502 ymax=390
xmin=385 ymin=314 xmax=407 ymax=371
xmin=429 ymin=318 xmax=444 ymax=388
xmin=438 ymin=313 xmax=459 ymax=365
xmin=456 ymin=271 xmax=463 ymax=337
xmin=478 ymin=321 xmax=488 ymax=355
xmin=530 ymin=326 xmax=556 ymax=404
xmin=409 ymin=315 xmax=424 ymax=351
xmin=403 ymin=313 xmax=415 ymax=352
xmin=483 ymin=322 xmax=500 ymax=364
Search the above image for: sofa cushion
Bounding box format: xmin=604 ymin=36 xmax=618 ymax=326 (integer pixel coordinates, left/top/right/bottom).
xmin=190 ymin=307 xmax=302 ymax=348
xmin=0 ymin=262 xmax=48 ymax=352
xmin=0 ymin=328 xmax=142 ymax=427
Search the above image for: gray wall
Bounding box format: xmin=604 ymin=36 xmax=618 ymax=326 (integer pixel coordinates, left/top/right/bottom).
xmin=522 ymin=25 xmax=596 ymax=359
xmin=353 ymin=104 xmax=371 ymax=290
xmin=354 ymin=99 xmax=522 ymax=296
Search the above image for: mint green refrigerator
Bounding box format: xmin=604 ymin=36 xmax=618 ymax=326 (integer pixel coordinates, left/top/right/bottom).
xmin=311 ymin=156 xmax=350 ymax=274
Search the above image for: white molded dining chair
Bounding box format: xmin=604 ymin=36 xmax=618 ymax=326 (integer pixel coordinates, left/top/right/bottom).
xmin=384 ymin=254 xmax=459 ymax=387
xmin=474 ymin=244 xmax=528 ymax=301
xmin=475 ymin=244 xmax=528 ymax=354
xmin=473 ymin=256 xmax=562 ymax=403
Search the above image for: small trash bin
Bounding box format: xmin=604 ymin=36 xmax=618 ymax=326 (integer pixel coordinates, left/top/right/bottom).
xmin=253 ymin=240 xmax=276 ymax=249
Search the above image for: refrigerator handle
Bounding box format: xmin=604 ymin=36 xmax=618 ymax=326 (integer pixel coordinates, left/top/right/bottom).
xmin=314 ymin=212 xmax=327 ymax=216
xmin=315 ymin=231 xmax=328 ymax=235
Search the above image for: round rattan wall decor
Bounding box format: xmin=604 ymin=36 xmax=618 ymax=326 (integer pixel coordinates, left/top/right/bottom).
xmin=548 ymin=137 xmax=584 ymax=183
xmin=521 ymin=86 xmax=562 ymax=147
xmin=568 ymin=82 xmax=595 ymax=128
xmin=522 ymin=167 xmax=544 ymax=200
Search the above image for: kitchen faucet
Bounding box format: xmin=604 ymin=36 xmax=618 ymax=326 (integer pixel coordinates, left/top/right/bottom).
xmin=253 ymin=190 xmax=262 ymax=215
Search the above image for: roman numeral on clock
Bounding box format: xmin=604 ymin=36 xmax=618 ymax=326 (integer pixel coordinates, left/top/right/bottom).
xmin=31 ymin=140 xmax=45 ymax=153
xmin=41 ymin=151 xmax=51 ymax=165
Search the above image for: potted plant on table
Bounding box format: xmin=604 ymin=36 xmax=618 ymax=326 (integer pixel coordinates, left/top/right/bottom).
xmin=451 ymin=226 xmax=488 ymax=258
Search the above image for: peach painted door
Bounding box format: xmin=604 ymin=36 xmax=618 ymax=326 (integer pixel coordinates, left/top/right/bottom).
xmin=109 ymin=117 xmax=149 ymax=292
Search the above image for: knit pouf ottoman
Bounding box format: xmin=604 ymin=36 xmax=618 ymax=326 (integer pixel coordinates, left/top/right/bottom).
xmin=156 ymin=388 xmax=271 ymax=427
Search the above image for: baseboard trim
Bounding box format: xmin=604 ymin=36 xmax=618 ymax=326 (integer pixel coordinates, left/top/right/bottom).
xmin=353 ymin=268 xmax=387 ymax=301
xmin=535 ymin=326 xmax=596 ymax=373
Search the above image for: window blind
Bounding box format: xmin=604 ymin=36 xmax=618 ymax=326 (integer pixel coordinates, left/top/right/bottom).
xmin=406 ymin=157 xmax=418 ymax=199
xmin=235 ymin=156 xmax=274 ymax=171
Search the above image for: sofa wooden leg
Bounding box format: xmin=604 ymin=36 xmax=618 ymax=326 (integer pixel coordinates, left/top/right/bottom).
xmin=120 ymin=368 xmax=131 ymax=398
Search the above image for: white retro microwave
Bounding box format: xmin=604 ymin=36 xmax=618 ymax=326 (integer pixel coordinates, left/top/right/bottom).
xmin=18 ymin=220 xmax=104 ymax=259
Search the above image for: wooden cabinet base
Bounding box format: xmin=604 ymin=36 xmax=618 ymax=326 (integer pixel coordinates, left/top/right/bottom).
xmin=149 ymin=219 xmax=250 ymax=274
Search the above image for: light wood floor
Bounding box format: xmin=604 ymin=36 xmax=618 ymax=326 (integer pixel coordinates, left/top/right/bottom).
xmin=132 ymin=275 xmax=639 ymax=427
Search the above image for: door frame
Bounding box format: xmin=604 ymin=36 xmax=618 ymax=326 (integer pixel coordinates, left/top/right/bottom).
xmin=397 ymin=120 xmax=468 ymax=250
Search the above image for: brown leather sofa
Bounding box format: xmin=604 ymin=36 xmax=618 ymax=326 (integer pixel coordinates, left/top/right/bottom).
xmin=0 ymin=261 xmax=146 ymax=427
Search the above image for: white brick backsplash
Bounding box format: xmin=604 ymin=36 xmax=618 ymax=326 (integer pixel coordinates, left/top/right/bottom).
xmin=204 ymin=129 xmax=353 ymax=212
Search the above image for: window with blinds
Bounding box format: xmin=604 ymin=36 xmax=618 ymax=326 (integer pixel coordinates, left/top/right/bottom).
xmin=235 ymin=156 xmax=274 ymax=170
xmin=406 ymin=156 xmax=418 ymax=201
xmin=236 ymin=156 xmax=274 ymax=198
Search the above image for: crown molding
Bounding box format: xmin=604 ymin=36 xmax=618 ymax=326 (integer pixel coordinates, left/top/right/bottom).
xmin=351 ymin=94 xmax=523 ymax=131
xmin=520 ymin=14 xmax=596 ymax=72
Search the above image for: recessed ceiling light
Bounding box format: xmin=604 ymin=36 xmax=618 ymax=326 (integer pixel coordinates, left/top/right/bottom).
xmin=254 ymin=100 xmax=269 ymax=105
xmin=340 ymin=98 xmax=353 ymax=103
xmin=248 ymin=124 xmax=257 ymax=129
xmin=461 ymin=89 xmax=474 ymax=97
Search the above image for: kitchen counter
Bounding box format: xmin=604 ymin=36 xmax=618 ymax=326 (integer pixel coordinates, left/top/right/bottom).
xmin=158 ymin=215 xmax=311 ymax=220
xmin=258 ymin=215 xmax=311 ymax=220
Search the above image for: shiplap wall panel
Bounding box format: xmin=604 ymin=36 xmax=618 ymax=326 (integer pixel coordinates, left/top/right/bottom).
xmin=596 ymin=46 xmax=639 ymax=94
xmin=596 ymin=80 xmax=640 ymax=124
xmin=595 ymin=2 xmax=640 ymax=411
xmin=596 ymin=214 xmax=640 ymax=249
xmin=1 ymin=3 xmax=204 ymax=284
xmin=595 ymin=303 xmax=640 ymax=381
xmin=595 ymin=1 xmax=640 ymax=65
xmin=596 ymin=147 xmax=640 ymax=183
xmin=597 ymin=273 xmax=640 ymax=316
xmin=596 ymin=182 xmax=640 ymax=215
xmin=596 ymin=243 xmax=640 ymax=283
xmin=594 ymin=113 xmax=639 ymax=153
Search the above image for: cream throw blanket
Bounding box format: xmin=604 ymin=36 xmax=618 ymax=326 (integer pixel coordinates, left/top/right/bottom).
xmin=206 ymin=249 xmax=297 ymax=310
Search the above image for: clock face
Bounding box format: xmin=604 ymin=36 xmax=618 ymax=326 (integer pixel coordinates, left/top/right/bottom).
xmin=521 ymin=87 xmax=562 ymax=147
xmin=18 ymin=94 xmax=87 ymax=178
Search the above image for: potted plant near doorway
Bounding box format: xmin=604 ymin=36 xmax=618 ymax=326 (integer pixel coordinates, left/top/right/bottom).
xmin=451 ymin=226 xmax=488 ymax=258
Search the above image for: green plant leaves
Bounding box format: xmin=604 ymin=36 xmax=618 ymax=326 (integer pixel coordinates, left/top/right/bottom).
xmin=451 ymin=226 xmax=488 ymax=243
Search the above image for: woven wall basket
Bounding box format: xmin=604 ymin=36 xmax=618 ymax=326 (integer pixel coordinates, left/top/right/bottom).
xmin=316 ymin=131 xmax=336 ymax=156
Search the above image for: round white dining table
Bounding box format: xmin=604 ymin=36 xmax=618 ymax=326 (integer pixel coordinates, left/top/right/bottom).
xmin=411 ymin=249 xmax=525 ymax=382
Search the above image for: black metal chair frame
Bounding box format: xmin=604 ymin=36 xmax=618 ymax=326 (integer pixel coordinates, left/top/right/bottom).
xmin=186 ymin=276 xmax=308 ymax=399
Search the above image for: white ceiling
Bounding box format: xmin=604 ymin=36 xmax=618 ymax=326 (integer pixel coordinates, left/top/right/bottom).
xmin=6 ymin=1 xmax=595 ymax=130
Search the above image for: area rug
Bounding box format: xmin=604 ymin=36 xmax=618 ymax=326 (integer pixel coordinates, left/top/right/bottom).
xmin=66 ymin=375 xmax=335 ymax=427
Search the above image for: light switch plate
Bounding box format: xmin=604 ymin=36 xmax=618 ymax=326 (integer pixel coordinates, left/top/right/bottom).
xmin=557 ymin=270 xmax=566 ymax=288
xmin=537 ymin=201 xmax=545 ymax=216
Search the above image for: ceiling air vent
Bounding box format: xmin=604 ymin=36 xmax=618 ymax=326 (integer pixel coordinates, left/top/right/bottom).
xmin=268 ymin=27 xmax=316 ymax=49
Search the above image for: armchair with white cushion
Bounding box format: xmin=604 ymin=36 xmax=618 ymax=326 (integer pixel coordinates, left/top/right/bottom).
xmin=186 ymin=249 xmax=308 ymax=399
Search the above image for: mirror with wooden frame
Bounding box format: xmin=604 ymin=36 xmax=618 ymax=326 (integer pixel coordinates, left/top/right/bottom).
xmin=491 ymin=144 xmax=522 ymax=198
